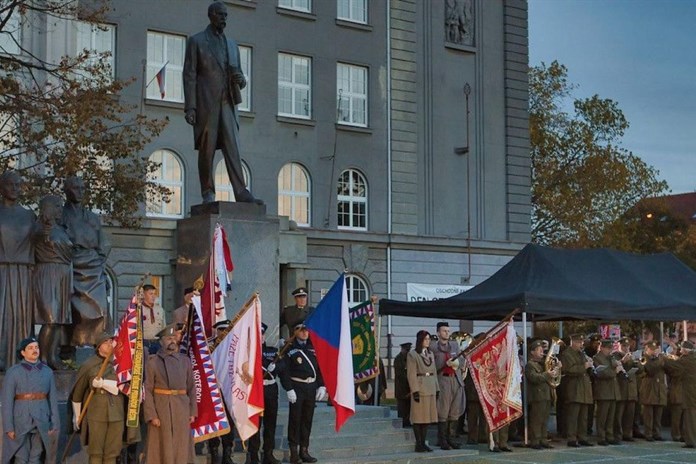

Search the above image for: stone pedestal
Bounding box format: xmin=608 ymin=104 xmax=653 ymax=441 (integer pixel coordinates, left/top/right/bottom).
xmin=176 ymin=202 xmax=280 ymax=329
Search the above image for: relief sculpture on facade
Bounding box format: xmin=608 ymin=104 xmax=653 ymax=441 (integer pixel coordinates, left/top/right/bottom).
xmin=445 ymin=0 xmax=474 ymax=47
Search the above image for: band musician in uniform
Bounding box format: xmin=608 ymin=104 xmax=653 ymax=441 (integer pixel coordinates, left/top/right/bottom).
xmin=525 ymin=339 xmax=557 ymax=449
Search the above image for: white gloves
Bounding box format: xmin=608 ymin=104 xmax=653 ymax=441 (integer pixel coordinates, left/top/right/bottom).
xmin=287 ymin=389 xmax=297 ymax=404
xmin=315 ymin=386 xmax=327 ymax=401
xmin=277 ymin=338 xmax=285 ymax=349
xmin=267 ymin=362 xmax=276 ymax=373
xmin=92 ymin=377 xmax=104 ymax=389
xmin=101 ymin=379 xmax=119 ymax=396
xmin=446 ymin=358 xmax=460 ymax=369
xmin=72 ymin=402 xmax=82 ymax=430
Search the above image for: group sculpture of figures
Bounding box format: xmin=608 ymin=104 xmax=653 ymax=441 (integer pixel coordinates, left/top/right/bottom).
xmin=0 ymin=170 xmax=110 ymax=371
xmin=394 ymin=323 xmax=696 ymax=453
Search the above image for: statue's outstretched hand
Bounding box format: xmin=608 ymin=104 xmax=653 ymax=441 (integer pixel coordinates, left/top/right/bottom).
xmin=185 ymin=109 xmax=196 ymax=125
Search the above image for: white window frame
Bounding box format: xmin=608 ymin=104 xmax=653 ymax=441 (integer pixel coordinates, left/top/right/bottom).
xmin=238 ymin=46 xmax=252 ymax=112
xmin=337 ymin=63 xmax=368 ymax=127
xmin=146 ymin=149 xmax=184 ymax=219
xmin=278 ymin=162 xmax=311 ymax=227
xmin=337 ymin=168 xmax=367 ymax=231
xmin=278 ymin=0 xmax=312 ymax=13
xmin=346 ymin=274 xmax=369 ymax=306
xmin=278 ymin=53 xmax=311 ymax=119
xmin=214 ymin=159 xmax=251 ymax=202
xmin=75 ymin=21 xmax=116 ymax=79
xmin=0 ymin=8 xmax=22 ymax=55
xmin=146 ymin=31 xmax=186 ymax=103
xmin=337 ymin=0 xmax=367 ymax=24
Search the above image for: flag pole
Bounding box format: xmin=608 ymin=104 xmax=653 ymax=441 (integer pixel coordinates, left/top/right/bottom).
xmin=522 ymin=310 xmax=529 ymax=446
xmin=209 ymin=291 xmax=260 ymax=350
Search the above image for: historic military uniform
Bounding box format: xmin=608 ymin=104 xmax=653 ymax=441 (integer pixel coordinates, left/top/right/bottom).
xmin=592 ymin=340 xmax=621 ymax=444
xmin=279 ymin=287 xmax=313 ymax=341
xmin=614 ymin=338 xmax=638 ymax=441
xmin=71 ymin=333 xmax=125 ymax=464
xmin=664 ymin=347 xmax=684 ymax=442
xmin=143 ymin=324 xmax=197 ymax=464
xmin=559 ymin=334 xmax=594 ymax=447
xmin=584 ymin=333 xmax=601 ymax=435
xmin=525 ymin=340 xmax=554 ymax=449
xmin=662 ymin=341 xmax=696 ymax=448
xmin=432 ymin=322 xmax=464 ymax=450
xmin=406 ymin=331 xmax=439 ymax=453
xmin=394 ymin=342 xmax=412 ymax=427
xmin=2 ymin=338 xmax=60 ymax=464
xmin=279 ymin=325 xmax=324 ymax=464
xmin=248 ymin=323 xmax=281 ymax=464
xmin=639 ymin=341 xmax=667 ymax=441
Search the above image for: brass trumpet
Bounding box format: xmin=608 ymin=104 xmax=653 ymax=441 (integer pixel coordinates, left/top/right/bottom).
xmin=545 ymin=337 xmax=563 ymax=387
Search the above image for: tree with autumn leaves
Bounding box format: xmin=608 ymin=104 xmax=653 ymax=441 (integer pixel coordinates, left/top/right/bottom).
xmin=0 ymin=0 xmax=168 ymax=227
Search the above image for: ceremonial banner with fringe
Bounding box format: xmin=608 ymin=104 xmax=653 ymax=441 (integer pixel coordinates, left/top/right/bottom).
xmin=349 ymin=300 xmax=378 ymax=383
xmin=114 ymin=293 xmax=144 ymax=427
xmin=182 ymin=295 xmax=232 ymax=442
xmin=465 ymin=321 xmax=522 ymax=432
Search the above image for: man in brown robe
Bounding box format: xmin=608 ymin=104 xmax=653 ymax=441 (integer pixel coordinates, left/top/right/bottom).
xmin=143 ymin=324 xmax=197 ymax=464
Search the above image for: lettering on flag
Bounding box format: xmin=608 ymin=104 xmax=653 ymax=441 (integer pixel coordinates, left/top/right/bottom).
xmin=114 ymin=293 xmax=144 ymax=427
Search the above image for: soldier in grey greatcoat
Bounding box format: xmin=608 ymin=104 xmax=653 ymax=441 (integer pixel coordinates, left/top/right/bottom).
xmin=144 ymin=323 xmax=197 ymax=464
xmin=432 ymin=322 xmax=464 ymax=450
xmin=2 ymin=337 xmax=59 ymax=464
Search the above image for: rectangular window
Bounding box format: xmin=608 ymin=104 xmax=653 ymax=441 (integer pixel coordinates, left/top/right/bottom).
xmin=146 ymin=31 xmax=186 ymax=102
xmin=75 ymin=21 xmax=116 ymax=79
xmin=238 ymin=46 xmax=251 ymax=112
xmin=278 ymin=53 xmax=311 ymax=119
xmin=337 ymin=0 xmax=367 ymax=24
xmin=278 ymin=0 xmax=311 ymax=13
xmin=337 ymin=63 xmax=367 ymax=127
xmin=0 ymin=9 xmax=21 ymax=55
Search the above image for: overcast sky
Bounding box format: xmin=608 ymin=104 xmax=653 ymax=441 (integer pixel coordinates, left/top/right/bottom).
xmin=528 ymin=0 xmax=696 ymax=194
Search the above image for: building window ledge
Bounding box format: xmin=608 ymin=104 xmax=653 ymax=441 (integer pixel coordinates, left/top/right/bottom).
xmin=277 ymin=115 xmax=316 ymax=127
xmin=227 ymin=0 xmax=257 ymax=9
xmin=335 ymin=19 xmax=372 ymax=32
xmin=276 ymin=7 xmax=316 ymax=21
xmin=335 ymin=123 xmax=372 ymax=134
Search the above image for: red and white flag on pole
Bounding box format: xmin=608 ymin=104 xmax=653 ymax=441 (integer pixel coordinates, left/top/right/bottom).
xmin=113 ymin=292 xmax=145 ymax=427
xmin=201 ymin=224 xmax=234 ymax=336
xmin=465 ymin=320 xmax=522 ymax=433
xmin=210 ymin=294 xmax=264 ymax=441
xmin=155 ymin=63 xmax=167 ymax=99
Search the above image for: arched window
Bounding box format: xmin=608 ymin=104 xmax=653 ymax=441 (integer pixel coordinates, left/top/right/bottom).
xmin=278 ymin=162 xmax=310 ymax=227
xmin=146 ymin=149 xmax=184 ymax=218
xmin=337 ymin=169 xmax=367 ymax=230
xmin=215 ymin=159 xmax=251 ymax=202
xmin=346 ymin=274 xmax=369 ymax=306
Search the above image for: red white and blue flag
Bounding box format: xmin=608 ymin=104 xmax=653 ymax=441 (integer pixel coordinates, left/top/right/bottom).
xmin=155 ymin=63 xmax=166 ymax=99
xmin=304 ymin=274 xmax=355 ymax=431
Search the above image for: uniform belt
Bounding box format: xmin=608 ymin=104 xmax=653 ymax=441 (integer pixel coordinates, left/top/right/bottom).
xmin=440 ymin=373 xmax=455 ymax=377
xmin=417 ymin=373 xmax=433 ymax=377
xmin=291 ymin=377 xmax=316 ymax=384
xmin=94 ymin=389 xmax=110 ymax=395
xmin=14 ymin=393 xmax=47 ymax=400
xmin=154 ymin=388 xmax=187 ymax=395
xmin=263 ymin=379 xmax=277 ymax=386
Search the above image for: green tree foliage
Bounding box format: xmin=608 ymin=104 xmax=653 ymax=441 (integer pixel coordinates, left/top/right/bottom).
xmin=0 ymin=0 xmax=168 ymax=227
xmin=530 ymin=61 xmax=668 ymax=247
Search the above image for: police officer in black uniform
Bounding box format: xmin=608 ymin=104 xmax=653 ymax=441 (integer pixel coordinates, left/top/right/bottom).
xmin=279 ymin=323 xmax=326 ymax=464
xmin=248 ymin=323 xmax=281 ymax=464
xmin=279 ymin=287 xmax=314 ymax=342
xmin=207 ymin=319 xmax=236 ymax=464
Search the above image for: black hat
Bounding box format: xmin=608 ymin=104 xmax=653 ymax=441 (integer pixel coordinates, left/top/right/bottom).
xmin=94 ymin=332 xmax=114 ymax=348
xmin=143 ymin=284 xmax=157 ymax=291
xmin=292 ymin=287 xmax=308 ymax=297
xmin=530 ymin=339 xmax=544 ymax=351
xmin=600 ymin=339 xmax=613 ymax=348
xmin=184 ymin=287 xmax=194 ymax=295
xmin=436 ymin=322 xmax=449 ymax=330
xmin=400 ymin=342 xmax=412 ymax=349
xmin=213 ymin=320 xmax=231 ymax=330
xmin=16 ymin=337 xmax=38 ymax=359
xmin=261 ymin=323 xmax=268 ymax=334
xmin=156 ymin=323 xmax=179 ymax=338
xmin=293 ymin=322 xmax=307 ymax=331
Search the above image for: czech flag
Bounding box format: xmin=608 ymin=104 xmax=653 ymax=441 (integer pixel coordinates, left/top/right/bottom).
xmin=304 ymin=274 xmax=355 ymax=431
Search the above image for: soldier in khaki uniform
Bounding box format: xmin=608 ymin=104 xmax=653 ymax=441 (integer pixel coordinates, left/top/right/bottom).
xmin=71 ymin=332 xmax=125 ymax=464
xmin=592 ymin=340 xmax=622 ymax=445
xmin=663 ymin=341 xmax=696 ymax=448
xmin=664 ymin=342 xmax=684 ymax=442
xmin=639 ymin=340 xmax=667 ymax=441
xmin=614 ymin=337 xmax=638 ymax=441
xmin=407 ymin=330 xmax=439 ymax=453
xmin=432 ymin=322 xmax=464 ymax=450
xmin=279 ymin=287 xmax=313 ymax=341
xmin=559 ymin=333 xmax=594 ymax=447
xmin=525 ymin=339 xmax=557 ymax=449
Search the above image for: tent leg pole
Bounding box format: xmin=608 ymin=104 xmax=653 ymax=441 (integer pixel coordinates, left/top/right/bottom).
xmin=660 ymin=321 xmax=664 ymax=351
xmin=523 ymin=311 xmax=528 ymax=446
xmin=684 ymin=320 xmax=688 ymax=342
xmin=374 ymin=308 xmax=382 ymax=406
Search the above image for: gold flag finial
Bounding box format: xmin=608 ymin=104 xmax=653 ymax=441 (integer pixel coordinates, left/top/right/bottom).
xmin=193 ymin=274 xmax=205 ymax=292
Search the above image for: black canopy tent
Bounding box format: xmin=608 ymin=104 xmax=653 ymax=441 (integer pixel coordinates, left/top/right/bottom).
xmin=379 ymin=244 xmax=696 ymax=322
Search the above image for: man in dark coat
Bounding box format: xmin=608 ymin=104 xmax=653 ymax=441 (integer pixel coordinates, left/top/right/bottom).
xmin=144 ymin=324 xmax=197 ymax=464
xmin=394 ymin=342 xmax=412 ymax=427
xmin=525 ymin=339 xmax=556 ymax=449
xmin=183 ymin=1 xmax=261 ymax=205
xmin=2 ymin=337 xmax=59 ymax=464
xmin=559 ymin=333 xmax=594 ymax=447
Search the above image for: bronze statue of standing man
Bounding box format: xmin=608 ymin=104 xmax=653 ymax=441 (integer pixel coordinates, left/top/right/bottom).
xmin=183 ymin=1 xmax=263 ymax=205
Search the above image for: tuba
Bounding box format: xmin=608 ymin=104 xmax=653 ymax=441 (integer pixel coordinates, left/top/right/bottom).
xmin=545 ymin=337 xmax=563 ymax=387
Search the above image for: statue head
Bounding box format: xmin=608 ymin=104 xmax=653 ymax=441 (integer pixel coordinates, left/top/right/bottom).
xmin=0 ymin=170 xmax=22 ymax=203
xmin=208 ymin=1 xmax=228 ymax=33
xmin=38 ymin=195 xmax=63 ymax=226
xmin=64 ymin=176 xmax=85 ymax=204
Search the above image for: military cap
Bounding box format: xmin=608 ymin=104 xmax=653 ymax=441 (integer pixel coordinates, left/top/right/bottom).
xmin=618 ymin=336 xmax=630 ymax=346
xmin=292 ymin=287 xmax=308 ymax=297
xmin=681 ymin=340 xmax=695 ymax=351
xmin=586 ymin=333 xmax=601 ymax=342
xmin=600 ymin=339 xmax=613 ymax=348
xmin=294 ymin=322 xmax=307 ymax=331
xmin=436 ymin=322 xmax=449 ymax=330
xmin=644 ymin=340 xmax=659 ymax=350
xmin=184 ymin=287 xmax=194 ymax=295
xmin=569 ymin=333 xmax=585 ymax=341
xmin=261 ymin=322 xmax=268 ymax=334
xmin=94 ymin=332 xmax=114 ymax=348
xmin=16 ymin=337 xmax=38 ymax=358
xmin=156 ymin=323 xmax=179 ymax=338
xmin=400 ymin=342 xmax=412 ymax=349
xmin=213 ymin=319 xmax=231 ymax=330
xmin=529 ymin=339 xmax=544 ymax=351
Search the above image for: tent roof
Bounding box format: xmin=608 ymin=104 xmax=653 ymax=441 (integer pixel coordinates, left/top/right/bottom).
xmin=379 ymin=244 xmax=696 ymax=321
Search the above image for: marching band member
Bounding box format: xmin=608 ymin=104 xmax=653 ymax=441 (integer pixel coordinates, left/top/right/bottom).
xmin=639 ymin=340 xmax=667 ymax=441
xmin=559 ymin=333 xmax=594 ymax=447
xmin=614 ymin=337 xmax=638 ymax=441
xmin=592 ymin=340 xmax=622 ymax=445
xmin=525 ymin=339 xmax=556 ymax=449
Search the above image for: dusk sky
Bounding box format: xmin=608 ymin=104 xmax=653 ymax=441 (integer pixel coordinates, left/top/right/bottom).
xmin=528 ymin=0 xmax=696 ymax=194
